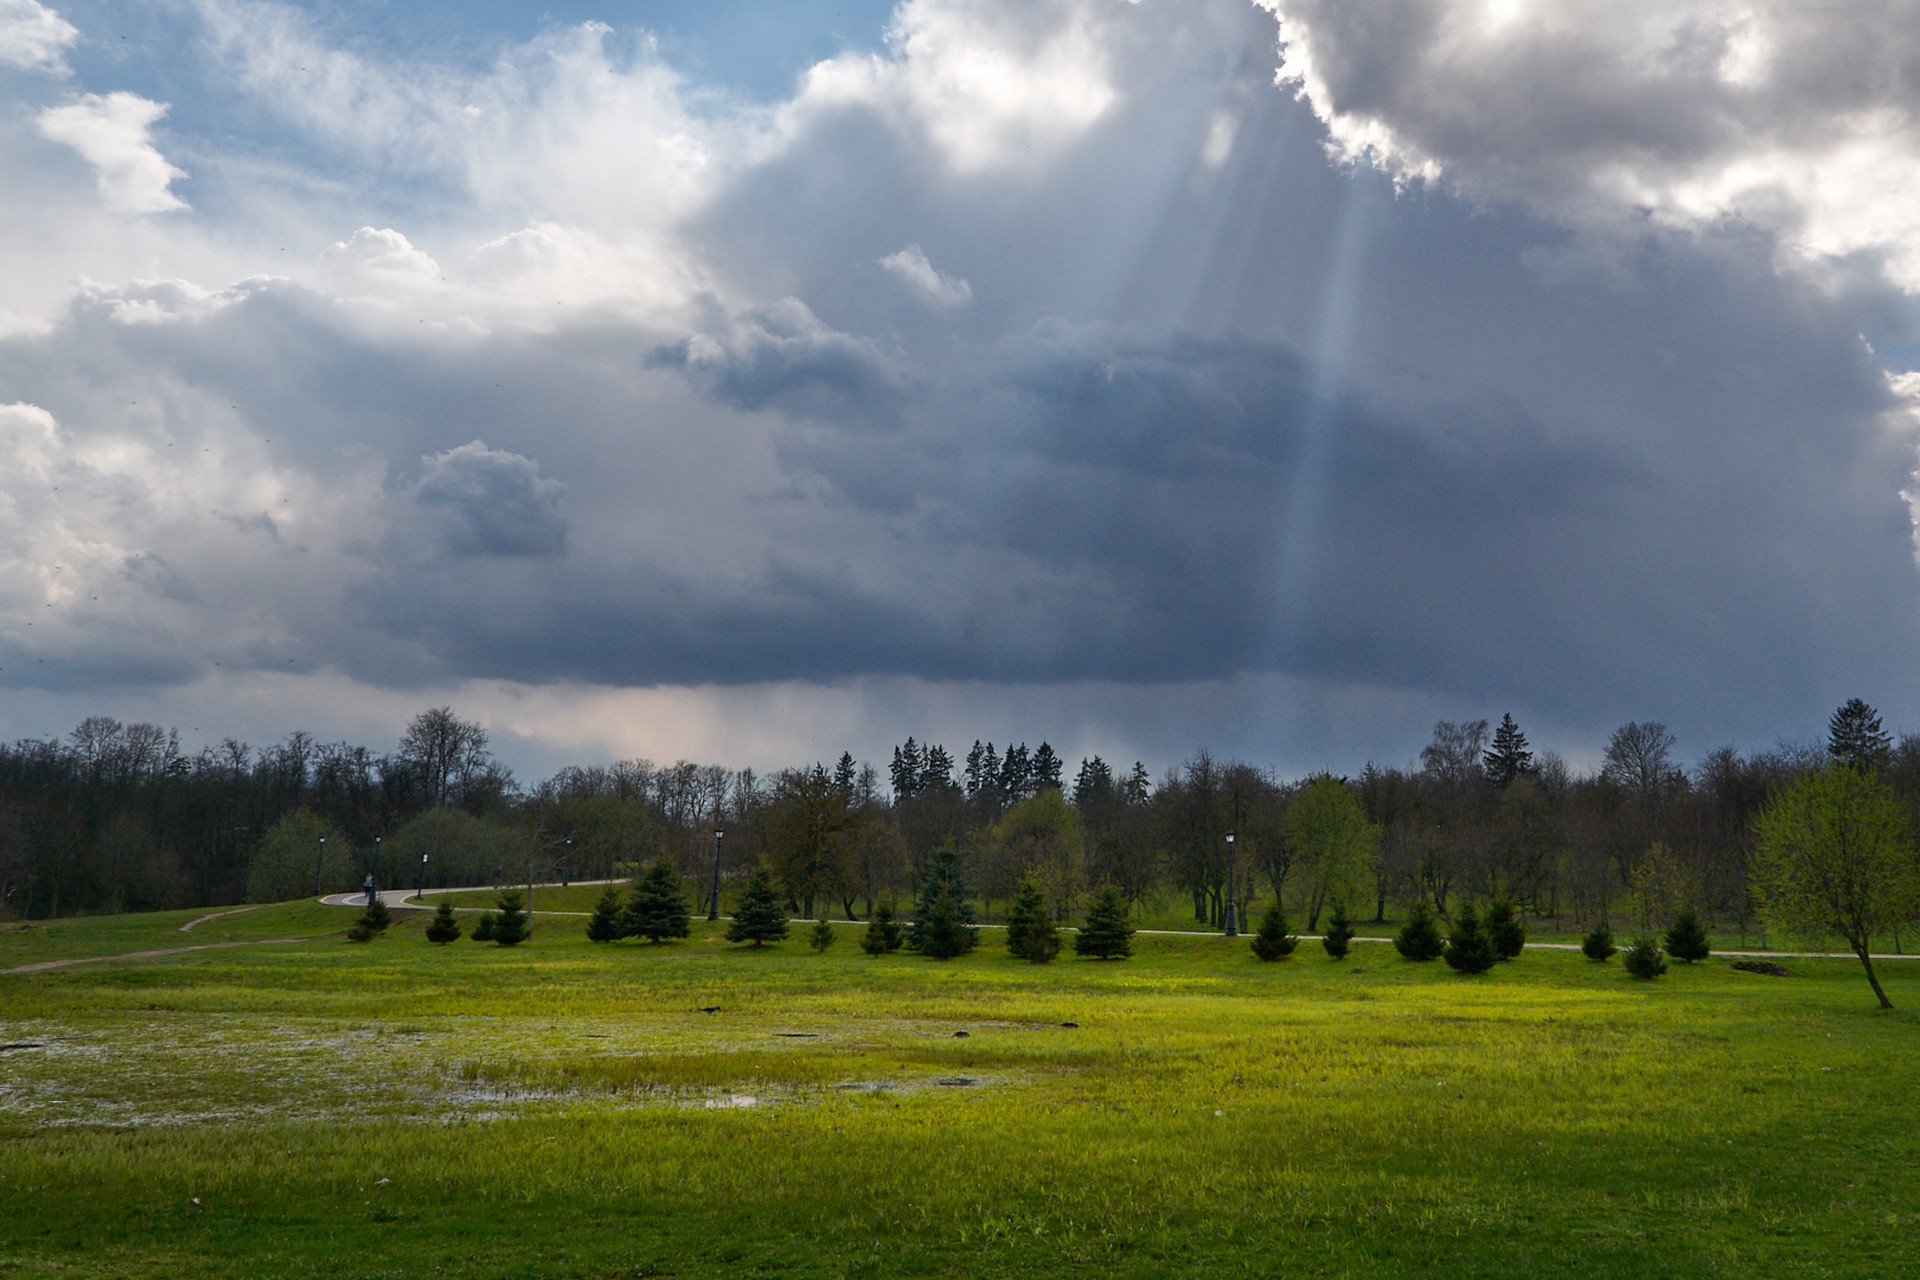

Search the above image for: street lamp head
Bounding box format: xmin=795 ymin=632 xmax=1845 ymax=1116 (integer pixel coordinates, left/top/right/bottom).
xmin=715 ymin=828 xmax=726 ymax=840
xmin=1225 ymin=831 xmax=1235 ymax=845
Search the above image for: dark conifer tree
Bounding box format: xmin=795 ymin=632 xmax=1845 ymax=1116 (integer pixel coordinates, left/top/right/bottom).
xmin=1394 ymin=899 xmax=1445 ymax=961
xmin=1073 ymin=756 xmax=1114 ymax=803
xmin=1623 ymin=936 xmax=1667 ymax=980
xmin=833 ymin=751 xmax=858 ymax=799
xmin=909 ymin=849 xmax=979 ymax=956
xmin=726 ymin=868 xmax=789 ymax=947
xmin=1321 ymin=906 xmax=1355 ymax=960
xmin=1003 ymin=873 xmax=1060 ymax=963
xmin=362 ymin=894 xmax=392 ymax=933
xmin=999 ymin=743 xmax=1031 ymax=798
xmin=470 ymin=911 xmax=497 ymax=942
xmin=491 ymin=890 xmax=530 ymax=946
xmin=808 ymin=918 xmax=835 ymax=952
xmin=585 ymin=886 xmax=625 ymax=942
xmin=1664 ymin=908 xmax=1710 ymax=963
xmin=889 ymin=738 xmax=924 ymax=800
xmin=1250 ymin=903 xmax=1298 ymax=960
xmin=426 ymin=899 xmax=463 ymax=944
xmin=625 ymin=859 xmax=692 ymax=943
xmin=1073 ymin=886 xmax=1134 ymax=960
xmin=1581 ymin=923 xmax=1617 ymax=962
xmin=1485 ymin=900 xmax=1526 ymax=960
xmin=860 ymin=902 xmax=904 ymax=956
xmin=922 ymin=745 xmax=955 ymax=790
xmin=1123 ymin=762 xmax=1151 ymax=804
xmin=1030 ymin=742 xmax=1063 ymax=792
xmin=1443 ymin=903 xmax=1496 ymax=973
xmin=1483 ymin=714 xmax=1535 ymax=788
xmin=1827 ymin=698 xmax=1892 ymax=772
xmin=964 ymin=741 xmax=988 ymax=797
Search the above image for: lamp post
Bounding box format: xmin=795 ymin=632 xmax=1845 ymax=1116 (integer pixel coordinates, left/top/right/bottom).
xmin=708 ymin=828 xmax=726 ymax=921
xmin=373 ymin=835 xmax=381 ymax=904
xmin=563 ymin=836 xmax=572 ymax=888
xmin=313 ymin=835 xmax=326 ymax=897
xmin=418 ymin=852 xmax=428 ymax=899
xmin=1223 ymin=831 xmax=1238 ymax=937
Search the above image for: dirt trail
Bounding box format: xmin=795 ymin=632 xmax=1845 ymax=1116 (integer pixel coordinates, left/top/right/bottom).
xmin=1 ymin=935 xmax=328 ymax=975
xmin=179 ymin=905 xmax=262 ymax=933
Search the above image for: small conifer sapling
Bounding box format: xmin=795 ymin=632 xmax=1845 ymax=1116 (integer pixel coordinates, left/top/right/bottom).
xmin=1443 ymin=903 xmax=1496 ymax=974
xmin=1664 ymin=908 xmax=1710 ymax=963
xmin=425 ymin=900 xmax=463 ymax=944
xmin=1485 ymin=899 xmax=1526 ymax=960
xmin=491 ymin=891 xmax=530 ymax=946
xmin=1321 ymin=905 xmax=1355 ymax=960
xmin=1073 ymin=887 xmax=1134 ymax=960
xmin=1250 ymin=904 xmax=1298 ymax=961
xmin=1003 ymin=874 xmax=1060 ymax=964
xmin=625 ymin=860 xmax=692 ymax=943
xmin=1623 ymin=936 xmax=1667 ymax=980
xmin=809 ymin=918 xmax=836 ymax=952
xmin=725 ymin=868 xmax=790 ymax=947
xmin=860 ymin=903 xmax=904 ymax=956
xmin=585 ymin=886 xmax=625 ymax=942
xmin=1394 ymin=899 xmax=1445 ymax=961
xmin=470 ymin=911 xmax=497 ymax=942
xmin=1581 ymin=923 xmax=1617 ymax=962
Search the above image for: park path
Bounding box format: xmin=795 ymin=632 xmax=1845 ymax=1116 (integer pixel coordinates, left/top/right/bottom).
xmin=1 ymin=935 xmax=328 ymax=975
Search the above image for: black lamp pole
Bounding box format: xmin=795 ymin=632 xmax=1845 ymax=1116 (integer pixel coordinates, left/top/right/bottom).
xmin=1224 ymin=831 xmax=1238 ymax=937
xmin=708 ymin=828 xmax=726 ymax=921
xmin=313 ymin=835 xmax=326 ymax=896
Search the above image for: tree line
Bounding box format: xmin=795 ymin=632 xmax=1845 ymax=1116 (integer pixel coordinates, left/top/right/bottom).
xmin=4 ymin=701 xmax=1918 ymax=974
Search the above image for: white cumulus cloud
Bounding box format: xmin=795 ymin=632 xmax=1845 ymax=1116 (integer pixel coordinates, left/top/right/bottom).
xmin=1258 ymin=0 xmax=1920 ymax=291
xmin=37 ymin=93 xmax=189 ymax=215
xmin=880 ymin=244 xmax=973 ymax=307
xmin=0 ymin=0 xmax=77 ymax=75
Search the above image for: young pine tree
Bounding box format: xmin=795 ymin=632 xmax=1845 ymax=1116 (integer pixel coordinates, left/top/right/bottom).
xmin=909 ymin=850 xmax=978 ymax=958
xmin=1321 ymin=905 xmax=1356 ymax=960
xmin=725 ymin=868 xmax=790 ymax=947
xmin=860 ymin=903 xmax=904 ymax=956
xmin=1003 ymin=873 xmax=1061 ymax=964
xmin=1485 ymin=900 xmax=1526 ymax=961
xmin=809 ymin=918 xmax=836 ymax=953
xmin=585 ymin=886 xmax=626 ymax=942
xmin=1250 ymin=903 xmax=1298 ymax=961
xmin=347 ymin=895 xmax=392 ymax=942
xmin=1443 ymin=903 xmax=1497 ymax=974
xmin=1073 ymin=886 xmax=1135 ymax=960
xmin=1623 ymin=935 xmax=1668 ymax=980
xmin=470 ymin=911 xmax=497 ymax=942
xmin=1664 ymin=908 xmax=1711 ymax=963
xmin=491 ymin=890 xmax=531 ymax=946
xmin=1581 ymin=923 xmax=1617 ymax=963
xmin=425 ymin=900 xmax=463 ymax=944
xmin=1394 ymin=899 xmax=1445 ymax=961
xmin=625 ymin=860 xmax=692 ymax=943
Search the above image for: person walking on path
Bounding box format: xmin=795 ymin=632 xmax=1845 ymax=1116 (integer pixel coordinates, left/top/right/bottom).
xmin=363 ymin=874 xmax=376 ymax=906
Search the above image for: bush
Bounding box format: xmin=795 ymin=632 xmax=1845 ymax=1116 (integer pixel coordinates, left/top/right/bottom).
xmin=1443 ymin=903 xmax=1496 ymax=974
xmin=1249 ymin=904 xmax=1297 ymax=961
xmin=860 ymin=903 xmax=904 ymax=956
xmin=625 ymin=860 xmax=692 ymax=943
xmin=808 ymin=918 xmax=836 ymax=952
xmin=345 ymin=922 xmax=375 ymax=943
xmin=1003 ymin=874 xmax=1060 ymax=964
xmin=491 ymin=891 xmax=530 ymax=946
xmin=425 ymin=900 xmax=463 ymax=944
xmin=725 ymin=868 xmax=789 ymax=948
xmin=1623 ymin=936 xmax=1668 ymax=981
xmin=1581 ymin=923 xmax=1617 ymax=963
xmin=1664 ymin=908 xmax=1710 ymax=963
xmin=470 ymin=912 xmax=497 ymax=942
xmin=346 ymin=895 xmax=391 ymax=942
xmin=585 ymin=887 xmax=625 ymax=942
xmin=1485 ymin=900 xmax=1525 ymax=960
xmin=1073 ymin=887 xmax=1134 ymax=960
xmin=1320 ymin=906 xmax=1355 ymax=960
xmin=1394 ymin=899 xmax=1444 ymax=961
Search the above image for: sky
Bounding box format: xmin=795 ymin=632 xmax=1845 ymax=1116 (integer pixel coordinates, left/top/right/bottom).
xmin=4 ymin=0 xmax=1920 ymax=783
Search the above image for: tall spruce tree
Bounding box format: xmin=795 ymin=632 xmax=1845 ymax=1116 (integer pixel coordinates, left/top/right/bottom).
xmin=1827 ymin=698 xmax=1892 ymax=772
xmin=585 ymin=886 xmax=625 ymax=942
xmin=909 ymin=849 xmax=979 ymax=957
xmin=922 ymin=745 xmax=955 ymax=791
xmin=625 ymin=859 xmax=692 ymax=943
xmin=999 ymin=743 xmax=1032 ymax=798
xmin=725 ymin=868 xmax=790 ymax=947
xmin=1394 ymin=899 xmax=1445 ymax=961
xmin=491 ymin=890 xmax=530 ymax=946
xmin=964 ymin=741 xmax=989 ymax=797
xmin=1003 ymin=873 xmax=1060 ymax=963
xmin=1030 ymin=743 xmax=1063 ymax=792
xmin=833 ymin=751 xmax=858 ymax=798
xmin=1250 ymin=903 xmax=1298 ymax=960
xmin=1074 ymin=887 xmax=1134 ymax=960
xmin=1483 ymin=714 xmax=1535 ymax=788
xmin=1443 ymin=903 xmax=1496 ymax=973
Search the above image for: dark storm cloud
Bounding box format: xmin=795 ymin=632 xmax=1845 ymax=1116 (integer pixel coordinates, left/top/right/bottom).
xmin=408 ymin=440 xmax=568 ymax=558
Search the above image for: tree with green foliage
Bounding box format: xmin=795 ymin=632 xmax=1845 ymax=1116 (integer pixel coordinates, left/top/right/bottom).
xmin=425 ymin=900 xmax=462 ymax=944
xmin=860 ymin=902 xmax=904 ymax=956
xmin=1284 ymin=775 xmax=1378 ymax=931
xmin=909 ymin=850 xmax=978 ymax=958
xmin=1073 ymin=886 xmax=1134 ymax=960
xmin=1320 ymin=906 xmax=1355 ymax=960
xmin=725 ymin=868 xmax=790 ymax=947
xmin=1250 ymin=903 xmax=1297 ymax=960
xmin=1443 ymin=903 xmax=1496 ymax=974
xmin=808 ymin=918 xmax=836 ymax=952
xmin=491 ymin=890 xmax=530 ymax=946
xmin=1581 ymin=923 xmax=1617 ymax=962
xmin=1485 ymin=900 xmax=1525 ymax=961
xmin=1664 ymin=907 xmax=1710 ymax=963
xmin=625 ymin=859 xmax=692 ymax=943
xmin=1751 ymin=765 xmax=1919 ymax=1009
xmin=247 ymin=809 xmax=352 ymax=903
xmin=1827 ymin=698 xmax=1892 ymax=772
xmin=1482 ymin=713 xmax=1535 ymax=789
xmin=346 ymin=894 xmax=392 ymax=942
xmin=1003 ymin=873 xmax=1060 ymax=963
xmin=1394 ymin=899 xmax=1444 ymax=961
xmin=585 ymin=886 xmax=625 ymax=942
xmin=1623 ymin=936 xmax=1667 ymax=980
xmin=470 ymin=912 xmax=496 ymax=942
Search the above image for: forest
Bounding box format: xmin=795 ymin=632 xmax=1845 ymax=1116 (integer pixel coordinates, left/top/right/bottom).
xmin=1 ymin=700 xmax=1913 ymax=945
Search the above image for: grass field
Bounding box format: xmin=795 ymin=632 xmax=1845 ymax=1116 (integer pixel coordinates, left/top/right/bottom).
xmin=3 ymin=901 xmax=1917 ymax=1279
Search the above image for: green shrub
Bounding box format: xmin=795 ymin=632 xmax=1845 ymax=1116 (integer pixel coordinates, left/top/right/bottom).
xmin=725 ymin=869 xmax=789 ymax=948
xmin=860 ymin=903 xmax=904 ymax=956
xmin=1443 ymin=903 xmax=1496 ymax=974
xmin=1320 ymin=906 xmax=1355 ymax=960
xmin=1003 ymin=874 xmax=1060 ymax=964
xmin=1581 ymin=924 xmax=1617 ymax=963
xmin=1073 ymin=887 xmax=1134 ymax=960
xmin=491 ymin=891 xmax=530 ymax=946
xmin=625 ymin=861 xmax=692 ymax=943
xmin=425 ymin=901 xmax=462 ymax=944
xmin=1665 ymin=908 xmax=1710 ymax=963
xmin=1623 ymin=936 xmax=1667 ymax=981
xmin=1485 ymin=900 xmax=1525 ymax=960
xmin=1249 ymin=904 xmax=1297 ymax=961
xmin=808 ymin=919 xmax=836 ymax=953
xmin=470 ymin=912 xmax=496 ymax=942
xmin=585 ymin=887 xmax=625 ymax=942
xmin=1394 ymin=899 xmax=1444 ymax=961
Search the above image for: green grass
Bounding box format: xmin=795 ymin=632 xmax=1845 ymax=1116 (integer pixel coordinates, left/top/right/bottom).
xmin=2 ymin=905 xmax=1917 ymax=1279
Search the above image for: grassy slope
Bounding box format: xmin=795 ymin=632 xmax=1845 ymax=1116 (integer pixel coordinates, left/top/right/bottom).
xmin=1 ymin=908 xmax=1916 ymax=1279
